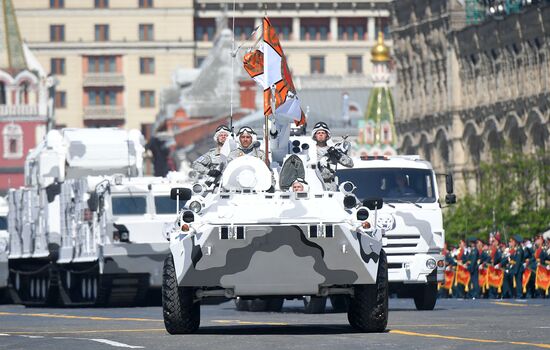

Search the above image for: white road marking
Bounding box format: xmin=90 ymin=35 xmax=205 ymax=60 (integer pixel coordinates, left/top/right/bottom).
xmin=0 ymin=333 xmax=9 ymax=336
xmin=19 ymin=335 xmax=45 ymax=338
xmin=88 ymin=338 xmax=145 ymax=349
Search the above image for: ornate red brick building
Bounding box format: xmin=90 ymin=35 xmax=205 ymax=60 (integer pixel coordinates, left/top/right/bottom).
xmin=0 ymin=0 xmax=50 ymax=194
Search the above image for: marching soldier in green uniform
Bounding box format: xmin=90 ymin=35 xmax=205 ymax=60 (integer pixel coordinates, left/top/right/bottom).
xmin=502 ymin=235 xmax=524 ymax=299
xmin=487 ymin=236 xmax=504 ymax=299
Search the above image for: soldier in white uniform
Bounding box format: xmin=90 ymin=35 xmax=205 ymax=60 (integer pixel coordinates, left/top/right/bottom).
xmin=192 ymin=125 xmax=231 ymax=181
xmin=228 ymin=126 xmax=266 ymax=162
xmin=312 ymin=121 xmax=353 ymax=191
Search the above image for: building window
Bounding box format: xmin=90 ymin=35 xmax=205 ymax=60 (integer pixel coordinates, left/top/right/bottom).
xmin=140 ymin=90 xmax=155 ymax=108
xmin=95 ymin=0 xmax=109 ymax=8
xmin=95 ymin=24 xmax=110 ymax=41
xmin=0 ymin=82 xmax=6 ymax=105
xmin=348 ymin=56 xmax=362 ymax=74
xmin=270 ymin=18 xmax=292 ymax=40
xmin=50 ymin=58 xmax=66 ymax=75
xmin=139 ymin=24 xmax=154 ymax=41
xmin=300 ymin=18 xmax=329 ymax=41
xmin=87 ymin=89 xmax=118 ymax=106
xmin=195 ymin=56 xmax=205 ymax=68
xmin=375 ymin=17 xmax=390 ymax=38
xmin=139 ymin=57 xmax=155 ymax=74
xmin=194 ymin=18 xmax=215 ymax=42
xmin=338 ymin=18 xmax=367 ymax=40
xmin=139 ymin=0 xmax=153 ymax=8
xmin=3 ymin=124 xmax=23 ymax=159
xmin=19 ymin=82 xmax=30 ymax=105
xmin=55 ymin=91 xmax=66 ymax=108
xmin=50 ymin=25 xmax=65 ymax=42
xmin=50 ymin=0 xmax=64 ymax=8
xmin=232 ymin=18 xmax=255 ymax=41
xmin=310 ymin=56 xmax=325 ymax=74
xmin=87 ymin=56 xmax=117 ymax=73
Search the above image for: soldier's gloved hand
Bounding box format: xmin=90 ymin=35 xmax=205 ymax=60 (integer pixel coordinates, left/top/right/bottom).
xmin=327 ymin=146 xmax=342 ymax=160
xmin=207 ymin=169 xmax=222 ymax=177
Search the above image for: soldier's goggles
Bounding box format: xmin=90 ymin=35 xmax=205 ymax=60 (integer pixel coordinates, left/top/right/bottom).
xmin=313 ymin=122 xmax=329 ymax=129
xmin=215 ymin=125 xmax=231 ymax=133
xmin=237 ymin=126 xmax=256 ymax=135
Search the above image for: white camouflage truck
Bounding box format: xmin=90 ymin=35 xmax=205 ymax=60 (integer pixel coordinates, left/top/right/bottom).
xmin=7 ymin=128 xmax=187 ymax=306
xmin=336 ymin=155 xmax=456 ymax=310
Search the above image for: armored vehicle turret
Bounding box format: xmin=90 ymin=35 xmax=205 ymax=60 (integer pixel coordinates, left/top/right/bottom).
xmin=162 ymin=154 xmax=388 ymax=333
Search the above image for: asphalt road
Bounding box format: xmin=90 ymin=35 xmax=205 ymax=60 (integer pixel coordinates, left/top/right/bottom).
xmin=0 ymin=298 xmax=549 ymax=350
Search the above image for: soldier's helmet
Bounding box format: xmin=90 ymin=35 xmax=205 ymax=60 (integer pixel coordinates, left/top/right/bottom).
xmin=311 ymin=121 xmax=331 ymax=141
xmin=213 ymin=125 xmax=231 ymax=143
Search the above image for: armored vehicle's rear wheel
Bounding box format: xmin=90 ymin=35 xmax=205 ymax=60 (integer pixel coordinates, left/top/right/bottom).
xmin=330 ymin=295 xmax=349 ymax=313
xmin=347 ymin=250 xmax=388 ymax=332
xmin=162 ymin=254 xmax=200 ymax=334
xmin=303 ymin=296 xmax=327 ymax=314
xmin=266 ymin=297 xmax=284 ymax=312
xmin=413 ymin=282 xmax=438 ymax=310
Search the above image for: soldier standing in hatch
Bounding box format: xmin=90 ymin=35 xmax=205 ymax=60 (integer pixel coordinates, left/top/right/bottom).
xmin=192 ymin=125 xmax=231 ymax=181
xmin=228 ymin=126 xmax=266 ymax=162
xmin=311 ymin=121 xmax=353 ymax=191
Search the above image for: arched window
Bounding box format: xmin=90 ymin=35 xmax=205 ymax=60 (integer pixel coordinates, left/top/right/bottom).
xmin=0 ymin=82 xmax=6 ymax=105
xmin=382 ymin=123 xmax=391 ymax=144
xmin=3 ymin=124 xmax=23 ymax=159
xmin=19 ymin=82 xmax=30 ymax=105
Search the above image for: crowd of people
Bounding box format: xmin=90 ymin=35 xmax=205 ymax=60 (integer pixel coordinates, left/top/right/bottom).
xmin=439 ymin=233 xmax=550 ymax=299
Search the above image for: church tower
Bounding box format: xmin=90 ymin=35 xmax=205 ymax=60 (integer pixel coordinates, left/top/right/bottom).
xmin=355 ymin=32 xmax=397 ymax=157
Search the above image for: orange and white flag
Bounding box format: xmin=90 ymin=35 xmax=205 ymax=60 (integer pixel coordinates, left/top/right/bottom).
xmin=243 ymin=17 xmax=305 ymax=126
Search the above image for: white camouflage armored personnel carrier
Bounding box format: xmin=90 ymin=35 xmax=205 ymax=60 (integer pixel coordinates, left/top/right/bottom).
xmin=162 ymin=153 xmax=388 ymax=333
xmin=337 ymin=155 xmax=456 ymax=310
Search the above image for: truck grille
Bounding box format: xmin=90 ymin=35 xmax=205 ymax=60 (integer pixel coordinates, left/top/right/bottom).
xmin=383 ymin=234 xmax=420 ymax=249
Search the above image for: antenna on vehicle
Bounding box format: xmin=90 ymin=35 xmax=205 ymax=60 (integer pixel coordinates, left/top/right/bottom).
xmin=229 ymin=0 xmax=237 ymax=131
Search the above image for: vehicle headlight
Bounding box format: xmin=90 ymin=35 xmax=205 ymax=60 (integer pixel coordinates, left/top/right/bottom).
xmin=192 ymin=183 xmax=204 ymax=194
xmin=426 ymin=258 xmax=437 ymax=270
xmin=189 ymin=200 xmax=202 ymax=213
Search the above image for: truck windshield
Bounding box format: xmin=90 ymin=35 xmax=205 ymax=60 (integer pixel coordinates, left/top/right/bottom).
xmin=336 ymin=167 xmax=437 ymax=203
xmin=0 ymin=216 xmax=6 ymax=230
xmin=154 ymin=196 xmax=187 ymax=215
xmin=111 ymin=196 xmax=147 ymax=215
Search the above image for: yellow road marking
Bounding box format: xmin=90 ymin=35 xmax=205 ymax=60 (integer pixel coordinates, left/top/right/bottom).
xmin=0 ymin=312 xmax=162 ymax=322
xmin=391 ymin=329 xmax=550 ymax=349
xmin=2 ymin=329 xmax=166 ymax=335
xmin=491 ymin=301 xmax=527 ymax=307
xmin=212 ymin=319 xmax=289 ymax=326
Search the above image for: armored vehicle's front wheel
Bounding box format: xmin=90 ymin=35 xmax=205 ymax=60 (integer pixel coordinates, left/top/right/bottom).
xmin=413 ymin=282 xmax=438 ymax=310
xmin=347 ymin=250 xmax=388 ymax=332
xmin=330 ymin=295 xmax=349 ymax=313
xmin=162 ymin=254 xmax=200 ymax=334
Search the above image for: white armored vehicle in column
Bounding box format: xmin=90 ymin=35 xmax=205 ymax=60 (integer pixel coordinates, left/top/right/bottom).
xmin=7 ymin=128 xmax=185 ymax=306
xmin=337 ymin=155 xmax=456 ymax=310
xmin=162 ymin=152 xmax=388 ymax=333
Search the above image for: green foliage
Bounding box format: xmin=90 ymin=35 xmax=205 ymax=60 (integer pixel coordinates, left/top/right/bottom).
xmin=444 ymin=149 xmax=550 ymax=245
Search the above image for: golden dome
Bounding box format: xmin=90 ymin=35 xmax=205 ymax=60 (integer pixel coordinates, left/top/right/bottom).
xmin=371 ymin=32 xmax=391 ymax=62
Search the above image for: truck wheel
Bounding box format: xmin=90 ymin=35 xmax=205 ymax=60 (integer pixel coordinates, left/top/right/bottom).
xmin=303 ymin=296 xmax=327 ymax=314
xmin=266 ymin=297 xmax=284 ymax=312
xmin=249 ymin=298 xmax=268 ymax=312
xmin=234 ymin=297 xmax=250 ymax=311
xmin=347 ymin=250 xmax=388 ymax=332
xmin=330 ymin=295 xmax=349 ymax=313
xmin=413 ymin=282 xmax=438 ymax=310
xmin=162 ymin=254 xmax=200 ymax=334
